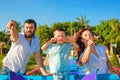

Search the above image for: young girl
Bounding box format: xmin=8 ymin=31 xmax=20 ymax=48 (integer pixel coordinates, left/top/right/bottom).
xmin=41 ymin=28 xmax=79 ymax=80
xmin=74 ymin=28 xmax=120 ymax=75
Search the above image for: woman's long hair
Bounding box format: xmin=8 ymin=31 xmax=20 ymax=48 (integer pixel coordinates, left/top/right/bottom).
xmin=74 ymin=28 xmax=93 ymax=65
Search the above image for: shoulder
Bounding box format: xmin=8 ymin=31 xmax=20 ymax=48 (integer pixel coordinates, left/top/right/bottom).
xmin=32 ymin=34 xmax=40 ymax=42
xmin=96 ymin=45 xmax=107 ymax=50
xmin=19 ymin=33 xmax=24 ymax=37
xmin=95 ymin=45 xmax=107 ymax=55
xmin=33 ymin=34 xmax=39 ymax=40
xmin=64 ymin=42 xmax=73 ymax=49
xmin=15 ymin=33 xmax=25 ymax=41
xmin=64 ymin=42 xmax=72 ymax=46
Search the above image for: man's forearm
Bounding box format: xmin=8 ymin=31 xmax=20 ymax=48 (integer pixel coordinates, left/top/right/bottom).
xmin=34 ymin=52 xmax=44 ymax=67
xmin=10 ymin=27 xmax=19 ymax=42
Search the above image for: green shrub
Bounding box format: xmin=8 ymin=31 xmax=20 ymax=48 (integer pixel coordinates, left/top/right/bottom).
xmin=0 ymin=54 xmax=6 ymax=68
xmin=110 ymin=53 xmax=120 ymax=67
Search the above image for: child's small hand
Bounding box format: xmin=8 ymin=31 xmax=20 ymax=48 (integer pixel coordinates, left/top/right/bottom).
xmin=49 ymin=38 xmax=57 ymax=43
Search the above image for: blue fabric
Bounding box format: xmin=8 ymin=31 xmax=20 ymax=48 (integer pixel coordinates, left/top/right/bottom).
xmin=9 ymin=70 xmax=25 ymax=80
xmin=43 ymin=43 xmax=73 ymax=74
xmin=97 ymin=74 xmax=120 ymax=80
xmin=81 ymin=71 xmax=96 ymax=80
xmin=0 ymin=73 xmax=119 ymax=80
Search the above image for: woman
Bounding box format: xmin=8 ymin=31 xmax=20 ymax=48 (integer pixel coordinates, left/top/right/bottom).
xmin=74 ymin=28 xmax=120 ymax=75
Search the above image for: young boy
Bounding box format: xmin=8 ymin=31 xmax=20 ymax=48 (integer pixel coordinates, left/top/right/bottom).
xmin=41 ymin=28 xmax=79 ymax=80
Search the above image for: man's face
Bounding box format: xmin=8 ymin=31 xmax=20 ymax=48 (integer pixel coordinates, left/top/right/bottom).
xmin=24 ymin=23 xmax=36 ymax=38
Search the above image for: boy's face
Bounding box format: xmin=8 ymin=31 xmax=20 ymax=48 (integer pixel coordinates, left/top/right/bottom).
xmin=54 ymin=30 xmax=66 ymax=44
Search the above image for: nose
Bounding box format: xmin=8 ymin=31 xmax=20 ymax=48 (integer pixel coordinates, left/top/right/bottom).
xmin=59 ymin=36 xmax=63 ymax=38
xmin=27 ymin=28 xmax=31 ymax=31
xmin=87 ymin=35 xmax=92 ymax=39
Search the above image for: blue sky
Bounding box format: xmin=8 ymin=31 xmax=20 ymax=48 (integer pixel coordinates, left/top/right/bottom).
xmin=0 ymin=0 xmax=120 ymax=31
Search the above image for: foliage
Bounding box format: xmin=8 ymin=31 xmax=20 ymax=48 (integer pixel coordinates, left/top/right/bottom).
xmin=0 ymin=30 xmax=5 ymax=42
xmin=116 ymin=42 xmax=120 ymax=54
xmin=0 ymin=54 xmax=6 ymax=69
xmin=26 ymin=55 xmax=42 ymax=75
xmin=35 ymin=24 xmax=51 ymax=47
xmin=110 ymin=54 xmax=120 ymax=67
xmin=15 ymin=21 xmax=22 ymax=32
xmin=76 ymin=15 xmax=90 ymax=28
xmin=50 ymin=22 xmax=70 ymax=36
xmin=0 ymin=31 xmax=11 ymax=54
xmin=94 ymin=19 xmax=120 ymax=44
xmin=26 ymin=56 xmax=35 ymax=71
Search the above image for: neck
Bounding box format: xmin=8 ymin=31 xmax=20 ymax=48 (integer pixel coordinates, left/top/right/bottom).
xmin=26 ymin=38 xmax=32 ymax=41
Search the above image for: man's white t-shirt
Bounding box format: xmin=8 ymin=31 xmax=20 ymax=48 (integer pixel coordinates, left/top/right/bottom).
xmin=3 ymin=33 xmax=40 ymax=73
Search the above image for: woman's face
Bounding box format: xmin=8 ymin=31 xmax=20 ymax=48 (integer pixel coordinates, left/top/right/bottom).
xmin=81 ymin=30 xmax=94 ymax=44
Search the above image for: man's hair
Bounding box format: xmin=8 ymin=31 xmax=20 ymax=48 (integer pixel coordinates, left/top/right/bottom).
xmin=24 ymin=19 xmax=37 ymax=29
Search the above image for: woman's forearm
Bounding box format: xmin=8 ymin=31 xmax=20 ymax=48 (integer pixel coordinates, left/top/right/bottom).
xmin=81 ymin=46 xmax=91 ymax=64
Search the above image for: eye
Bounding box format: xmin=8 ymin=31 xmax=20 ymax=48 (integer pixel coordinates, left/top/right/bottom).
xmin=25 ymin=27 xmax=28 ymax=29
xmin=84 ymin=34 xmax=87 ymax=37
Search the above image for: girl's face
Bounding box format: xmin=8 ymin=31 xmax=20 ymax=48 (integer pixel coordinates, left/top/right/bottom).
xmin=81 ymin=30 xmax=94 ymax=44
xmin=54 ymin=31 xmax=66 ymax=44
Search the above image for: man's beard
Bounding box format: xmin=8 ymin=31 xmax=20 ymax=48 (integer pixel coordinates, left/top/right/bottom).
xmin=24 ymin=31 xmax=34 ymax=38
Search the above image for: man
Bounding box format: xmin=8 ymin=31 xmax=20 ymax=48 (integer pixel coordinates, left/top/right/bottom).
xmin=0 ymin=19 xmax=48 ymax=75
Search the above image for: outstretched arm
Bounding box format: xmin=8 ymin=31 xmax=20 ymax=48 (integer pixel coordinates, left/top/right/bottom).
xmin=7 ymin=20 xmax=19 ymax=42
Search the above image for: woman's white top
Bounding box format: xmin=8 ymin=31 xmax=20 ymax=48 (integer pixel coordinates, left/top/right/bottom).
xmin=80 ymin=45 xmax=109 ymax=74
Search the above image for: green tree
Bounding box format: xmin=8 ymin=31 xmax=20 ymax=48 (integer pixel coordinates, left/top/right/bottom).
xmin=15 ymin=21 xmax=22 ymax=32
xmin=35 ymin=24 xmax=51 ymax=46
xmin=0 ymin=20 xmax=22 ymax=55
xmin=76 ymin=15 xmax=90 ymax=28
xmin=94 ymin=18 xmax=120 ymax=55
xmin=0 ymin=30 xmax=5 ymax=42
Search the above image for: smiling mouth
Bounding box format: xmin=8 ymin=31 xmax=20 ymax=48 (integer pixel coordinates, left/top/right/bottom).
xmin=58 ymin=40 xmax=63 ymax=42
xmin=27 ymin=32 xmax=32 ymax=34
